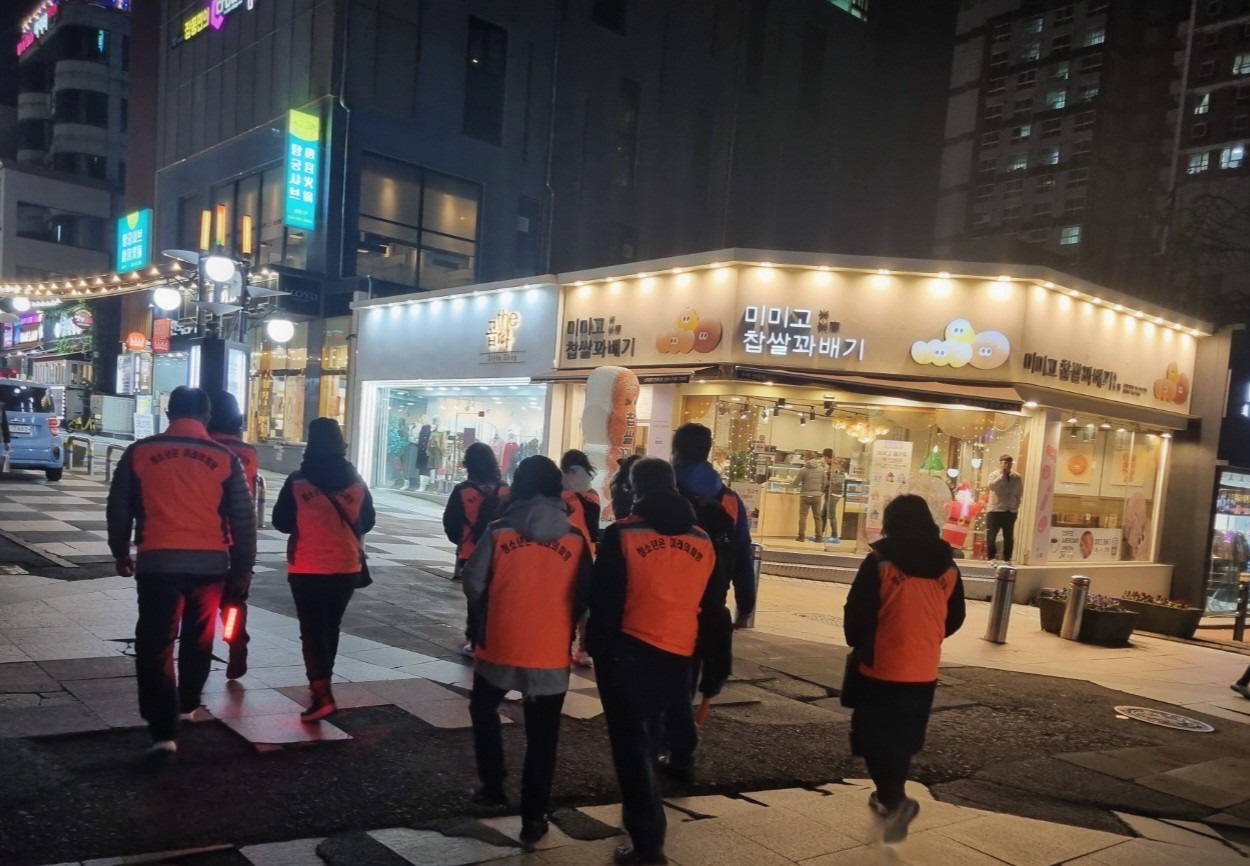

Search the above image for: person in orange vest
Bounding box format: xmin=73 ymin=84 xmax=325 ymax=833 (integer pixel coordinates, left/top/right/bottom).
xmin=462 ymin=455 xmax=593 ymax=850
xmin=443 ymin=441 xmax=509 ymax=655
xmin=842 ymin=494 xmax=966 ymax=844
xmin=272 ymin=418 xmax=376 ymax=721
xmin=561 ymin=449 xmax=600 ymax=668
xmin=207 ymin=391 xmax=258 ymax=680
xmin=106 ymin=387 xmax=256 ymax=757
xmin=587 ymin=457 xmax=717 ymax=866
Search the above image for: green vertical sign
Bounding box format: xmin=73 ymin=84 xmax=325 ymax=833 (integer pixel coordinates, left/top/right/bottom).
xmin=285 ymin=107 xmax=321 ymax=231
xmin=116 ymin=209 xmax=152 ymax=273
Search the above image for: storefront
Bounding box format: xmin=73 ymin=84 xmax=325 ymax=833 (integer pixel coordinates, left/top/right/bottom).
xmin=541 ymin=251 xmax=1207 ymax=601
xmin=1205 ymin=467 xmax=1250 ymax=615
xmin=352 ymin=281 xmax=560 ymax=501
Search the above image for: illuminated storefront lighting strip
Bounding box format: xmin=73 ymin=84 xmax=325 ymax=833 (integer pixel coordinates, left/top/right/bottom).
xmin=0 ymin=264 xmax=277 ymax=302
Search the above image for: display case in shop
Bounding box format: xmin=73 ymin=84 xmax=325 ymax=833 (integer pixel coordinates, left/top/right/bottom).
xmin=1206 ymin=467 xmax=1250 ymax=614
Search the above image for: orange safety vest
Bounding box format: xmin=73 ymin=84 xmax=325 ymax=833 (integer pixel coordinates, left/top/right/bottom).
xmin=618 ymin=517 xmax=715 ymax=656
xmin=476 ymin=524 xmax=588 ymax=669
xmin=126 ymin=419 xmax=241 ymax=555
xmin=562 ymin=488 xmax=600 ymax=549
xmin=457 ymin=482 xmax=510 ymax=560
xmin=210 ymin=433 xmax=258 ymax=496
xmin=859 ymin=561 xmax=959 ymax=683
xmin=288 ymin=476 xmax=367 ymax=574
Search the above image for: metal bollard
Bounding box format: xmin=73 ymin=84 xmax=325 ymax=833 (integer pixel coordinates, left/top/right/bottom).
xmin=104 ymin=444 xmax=126 ymax=483
xmin=740 ymin=542 xmax=763 ymax=629
xmin=1060 ymin=575 xmax=1091 ymax=640
xmin=254 ymin=475 xmax=267 ymax=529
xmin=983 ymin=564 xmax=1017 ymax=644
xmin=1234 ymin=572 xmax=1249 ymax=643
xmin=85 ymin=444 xmax=94 ymax=476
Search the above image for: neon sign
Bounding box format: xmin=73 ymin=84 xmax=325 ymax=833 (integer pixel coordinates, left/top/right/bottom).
xmin=175 ymin=0 xmax=255 ymax=47
xmin=284 ymin=107 xmax=321 ymax=231
xmin=116 ymin=209 xmax=152 ymax=273
xmin=17 ymin=1 xmax=129 ymax=57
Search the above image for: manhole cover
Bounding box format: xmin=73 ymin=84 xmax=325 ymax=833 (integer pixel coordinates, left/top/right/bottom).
xmin=1114 ymin=706 xmax=1215 ymax=732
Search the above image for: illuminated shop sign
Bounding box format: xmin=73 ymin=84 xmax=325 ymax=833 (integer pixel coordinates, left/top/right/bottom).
xmin=116 ymin=209 xmax=152 ymax=273
xmin=284 ymin=107 xmax=321 ymax=231
xmin=174 ymin=0 xmax=254 ymax=47
xmin=740 ymin=304 xmax=865 ymax=362
xmin=485 ymin=310 xmax=521 ymax=353
xmin=17 ymin=0 xmax=129 ymax=57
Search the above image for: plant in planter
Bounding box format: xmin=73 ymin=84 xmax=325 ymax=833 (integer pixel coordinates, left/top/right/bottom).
xmin=1035 ymin=589 xmax=1139 ymax=646
xmin=1119 ymin=591 xmax=1204 ymax=640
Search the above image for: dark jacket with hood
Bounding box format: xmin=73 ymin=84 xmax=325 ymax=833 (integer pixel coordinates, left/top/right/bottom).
xmin=844 ymin=535 xmax=966 ymax=685
xmin=674 ymin=460 xmax=756 ymax=619
xmin=272 ymin=451 xmax=376 ymax=575
xmin=587 ymin=489 xmax=731 ymax=694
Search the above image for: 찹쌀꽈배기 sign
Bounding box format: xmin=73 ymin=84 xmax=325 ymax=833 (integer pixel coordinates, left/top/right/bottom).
xmin=116 ymin=209 xmax=152 ymax=273
xmin=284 ymin=107 xmax=321 ymax=232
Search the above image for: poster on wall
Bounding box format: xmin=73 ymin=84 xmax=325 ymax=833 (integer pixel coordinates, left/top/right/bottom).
xmin=1027 ymin=414 xmax=1062 ymax=565
xmin=864 ymin=440 xmax=913 ymax=540
xmin=1105 ymin=435 xmax=1157 ymax=488
xmin=1051 ymin=527 xmax=1120 ymax=562
xmin=1058 ymin=440 xmax=1097 ymax=486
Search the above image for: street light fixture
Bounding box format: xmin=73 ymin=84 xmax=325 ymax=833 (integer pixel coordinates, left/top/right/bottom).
xmin=11 ymin=296 xmax=31 ymax=313
xmin=152 ymin=286 xmax=182 ymax=311
xmin=266 ymin=318 xmax=295 ymax=343
xmin=202 ymin=255 xmax=237 ymax=284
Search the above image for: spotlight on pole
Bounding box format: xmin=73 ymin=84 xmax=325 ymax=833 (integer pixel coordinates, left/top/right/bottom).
xmin=152 ymin=287 xmax=182 ymax=311
xmin=267 ymin=318 xmax=295 ymax=343
xmin=203 ymin=255 xmax=237 ymax=284
xmin=11 ymin=296 xmax=31 ymax=313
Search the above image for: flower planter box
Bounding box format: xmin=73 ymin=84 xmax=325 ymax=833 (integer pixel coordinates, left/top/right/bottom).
xmin=1036 ymin=597 xmax=1138 ymax=646
xmin=1118 ymin=600 xmax=1203 ymax=640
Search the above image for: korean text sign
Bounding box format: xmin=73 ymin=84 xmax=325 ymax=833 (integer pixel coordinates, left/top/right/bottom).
xmin=284 ymin=108 xmax=321 ymax=231
xmin=116 ymin=209 xmax=152 ymax=273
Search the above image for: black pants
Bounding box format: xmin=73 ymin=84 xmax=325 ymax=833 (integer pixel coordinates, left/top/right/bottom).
xmin=224 ymin=602 xmax=249 ymax=651
xmin=598 ymin=636 xmax=692 ymax=857
xmin=985 ymin=510 xmax=1018 ymax=561
xmin=850 ymin=682 xmax=936 ymax=810
xmin=134 ymin=572 xmax=226 ymax=742
xmin=289 ymin=575 xmax=356 ymax=683
xmin=659 ymin=657 xmax=700 ymax=771
xmin=469 ymin=675 xmax=566 ymax=822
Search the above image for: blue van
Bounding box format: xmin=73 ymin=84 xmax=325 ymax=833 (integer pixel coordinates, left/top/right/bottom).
xmin=1 ymin=379 xmax=63 ymax=481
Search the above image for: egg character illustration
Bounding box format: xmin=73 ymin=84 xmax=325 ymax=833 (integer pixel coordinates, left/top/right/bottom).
xmin=677 ymin=307 xmax=700 ymax=331
xmin=692 ymin=317 xmax=722 ymax=353
xmin=1152 ymin=378 xmax=1174 ymax=402
xmin=969 ymin=330 xmax=1011 ymax=370
xmin=1166 ymin=362 xmax=1180 ymax=382
xmin=1173 ymin=372 xmax=1190 ymax=403
xmin=945 ymin=318 xmax=976 ymax=343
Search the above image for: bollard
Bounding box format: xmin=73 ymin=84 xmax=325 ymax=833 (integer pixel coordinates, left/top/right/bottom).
xmin=983 ymin=564 xmax=1017 ymax=644
xmin=85 ymin=445 xmax=93 ymax=476
xmin=254 ymin=475 xmax=267 ymax=529
xmin=1060 ymin=575 xmax=1091 ymax=640
xmin=104 ymin=444 xmax=126 ymax=483
xmin=1235 ymin=572 xmax=1249 ymax=643
xmin=740 ymin=542 xmax=763 ymax=629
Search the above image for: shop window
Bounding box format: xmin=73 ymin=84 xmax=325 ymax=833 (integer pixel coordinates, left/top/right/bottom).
xmin=357 ymin=155 xmax=481 ymax=290
xmin=1059 ymin=224 xmax=1081 ymax=244
xmin=1220 ymin=143 xmax=1245 ymax=168
xmin=318 ymin=316 xmax=350 ymax=427
xmin=250 ymin=322 xmax=310 ymax=443
xmin=1188 ymin=151 xmax=1210 ymax=174
xmin=464 ymin=16 xmax=508 ymax=145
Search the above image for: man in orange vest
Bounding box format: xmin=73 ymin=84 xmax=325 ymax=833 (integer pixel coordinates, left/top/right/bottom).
xmin=462 ymin=455 xmax=593 ymax=850
xmin=207 ymin=391 xmax=258 ymax=679
xmin=587 ymin=458 xmax=716 ymax=866
xmin=107 ymin=387 xmax=256 ymax=757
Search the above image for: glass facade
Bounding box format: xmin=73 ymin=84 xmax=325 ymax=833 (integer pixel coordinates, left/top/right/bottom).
xmin=318 ymin=316 xmax=350 ymax=427
xmin=249 ymin=322 xmax=309 ymax=443
xmin=1207 ymin=468 xmax=1250 ymax=614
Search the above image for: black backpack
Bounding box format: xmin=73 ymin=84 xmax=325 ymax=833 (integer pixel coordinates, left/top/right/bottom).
xmin=682 ymin=488 xmax=737 ymax=610
xmin=468 ymin=482 xmax=506 ymax=542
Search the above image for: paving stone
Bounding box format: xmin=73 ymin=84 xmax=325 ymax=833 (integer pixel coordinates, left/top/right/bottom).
xmin=1064 ymin=836 xmax=1248 ymax=865
xmin=664 ymin=794 xmax=769 ymax=819
xmin=202 ymin=686 xmax=305 ymax=719
xmin=366 ymin=828 xmax=515 ymax=865
xmin=1056 ymin=748 xmax=1188 ymax=781
xmin=0 ymin=660 xmax=62 ymax=692
xmin=219 ymin=712 xmax=351 ymax=745
xmin=661 ymin=816 xmax=790 ymax=866
xmin=559 ymin=690 xmax=602 ymax=720
xmin=739 ymin=786 xmax=832 ymax=807
xmin=714 ymin=805 xmax=863 ymax=860
xmin=61 ymin=677 xmax=136 ymax=703
xmin=1113 ymin=812 xmax=1229 ymax=848
xmin=240 ymin=837 xmax=327 ymax=866
xmin=0 ymin=701 xmax=110 ymax=738
xmin=1136 ymin=759 xmax=1250 ymax=810
xmin=480 ymin=815 xmax=578 ymax=851
xmin=937 ymin=813 xmax=1127 ymax=866
xmin=36 ymin=655 xmax=135 ymax=681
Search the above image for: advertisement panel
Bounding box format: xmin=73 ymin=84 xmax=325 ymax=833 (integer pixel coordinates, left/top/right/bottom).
xmin=116 ymin=209 xmax=152 ymax=273
xmin=284 ymin=108 xmax=321 ymax=231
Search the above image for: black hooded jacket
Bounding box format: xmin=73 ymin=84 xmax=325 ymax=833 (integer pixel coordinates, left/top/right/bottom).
xmin=843 ymin=535 xmax=966 ymax=672
xmin=586 ymin=490 xmax=732 ymax=694
xmin=271 ymin=451 xmax=376 ymax=538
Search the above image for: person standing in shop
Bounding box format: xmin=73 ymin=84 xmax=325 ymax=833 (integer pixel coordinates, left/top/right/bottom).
xmin=462 ymin=455 xmax=593 ymax=850
xmin=107 ymin=387 xmax=256 ymax=758
xmin=985 ymin=454 xmax=1024 ymax=562
xmin=207 ymin=391 xmax=258 ymax=680
xmin=587 ymin=457 xmax=716 ymax=866
xmin=842 ymin=494 xmax=966 ymax=844
xmin=271 ymin=418 xmax=376 ymax=722
xmin=443 ymin=442 xmax=509 ymax=654
xmin=793 ymin=451 xmax=828 ymax=542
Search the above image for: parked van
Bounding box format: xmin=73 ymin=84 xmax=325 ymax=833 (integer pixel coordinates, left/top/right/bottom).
xmin=0 ymin=379 xmax=63 ymax=481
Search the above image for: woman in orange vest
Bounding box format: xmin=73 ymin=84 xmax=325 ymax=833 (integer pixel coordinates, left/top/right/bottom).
xmin=587 ymin=457 xmax=716 ymax=866
xmin=462 ymin=455 xmax=593 ymax=850
xmin=842 ymin=494 xmax=966 ymax=844
xmin=443 ymin=442 xmax=509 ymax=655
xmin=272 ymin=418 xmax=375 ymax=722
xmin=561 ymin=449 xmax=600 ymax=667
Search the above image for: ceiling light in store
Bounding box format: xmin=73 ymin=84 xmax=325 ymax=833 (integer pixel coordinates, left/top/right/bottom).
xmin=997 ymin=275 xmax=1012 ymax=282
xmin=937 ymin=271 xmax=951 ymax=279
xmin=1161 ymin=432 xmax=1172 ymax=439
xmin=1043 ymin=281 xmax=1054 ymax=288
xmin=1024 ymin=401 xmax=1039 ymax=409
xmin=1117 ymin=427 xmax=1127 ymax=433
xmin=877 ymin=268 xmax=890 ymax=275
xmin=1067 ymin=417 xmax=1078 ymax=423
xmin=970 ymin=458 xmax=982 ymax=470
xmin=1092 ymin=297 xmax=1102 ymax=305
xmin=1113 ymin=304 xmax=1123 ymax=311
xmin=1100 ymin=422 xmax=1112 ymax=429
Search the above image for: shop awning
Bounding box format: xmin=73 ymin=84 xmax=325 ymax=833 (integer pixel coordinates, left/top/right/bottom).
xmin=1013 ymin=384 xmax=1193 ymax=431
xmin=531 ymin=365 xmax=719 ymax=385
xmin=734 ymin=366 xmax=1024 ymax=411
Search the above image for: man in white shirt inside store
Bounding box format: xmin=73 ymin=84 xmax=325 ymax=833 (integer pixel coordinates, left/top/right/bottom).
xmin=985 ymin=454 xmax=1024 ymax=563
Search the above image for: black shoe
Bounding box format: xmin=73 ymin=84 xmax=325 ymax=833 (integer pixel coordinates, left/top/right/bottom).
xmin=226 ymin=650 xmax=247 ymax=680
xmin=656 ymin=753 xmax=693 ymax=783
xmin=469 ymin=786 xmax=509 ymax=809
xmin=300 ymin=693 xmax=337 ymax=722
xmin=614 ymin=843 xmax=667 ymax=865
xmin=519 ymin=817 xmax=548 ymax=851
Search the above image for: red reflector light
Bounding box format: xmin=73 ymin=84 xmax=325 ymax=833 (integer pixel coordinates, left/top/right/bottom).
xmin=48 ymin=416 xmax=59 ymax=433
xmin=222 ymin=606 xmax=239 ymax=641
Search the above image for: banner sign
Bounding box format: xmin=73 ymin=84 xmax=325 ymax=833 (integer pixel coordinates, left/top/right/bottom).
xmin=116 ymin=209 xmax=152 ymax=273
xmin=284 ymin=107 xmax=321 ymax=231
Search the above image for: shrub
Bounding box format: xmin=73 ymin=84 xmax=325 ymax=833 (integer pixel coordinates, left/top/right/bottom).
xmin=1046 ymin=588 xmax=1125 ymax=612
xmin=1122 ymin=590 xmax=1188 ymax=609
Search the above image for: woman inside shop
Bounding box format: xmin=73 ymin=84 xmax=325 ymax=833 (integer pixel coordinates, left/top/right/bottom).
xmin=443 ymin=442 xmax=510 ymax=655
xmin=271 ymin=418 xmax=376 ymax=722
xmin=842 ymin=494 xmax=966 ymax=844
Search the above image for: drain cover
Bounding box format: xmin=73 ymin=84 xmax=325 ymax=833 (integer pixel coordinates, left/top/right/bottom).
xmin=1114 ymin=706 xmax=1215 ymax=733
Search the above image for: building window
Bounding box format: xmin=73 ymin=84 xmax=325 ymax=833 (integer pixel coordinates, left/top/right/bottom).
xmin=1238 ymin=84 xmax=1250 ymax=101
xmin=1195 ymin=92 xmax=1211 ymax=115
xmin=1072 ymin=138 xmax=1092 ymax=156
xmin=1025 ymin=228 xmax=1048 ymax=242
xmin=1235 ymin=53 xmax=1250 ymax=75
xmin=1008 ymin=152 xmax=1029 ymax=171
xmin=987 ymin=77 xmax=1006 ymax=95
xmin=1003 ymin=205 xmax=1023 ymax=221
xmin=980 ymin=131 xmax=999 ymax=147
xmin=1087 ymin=1 xmax=1108 ymax=13
xmin=357 ymin=156 xmax=481 ymax=290
xmin=985 ymin=103 xmax=1004 ymax=120
xmin=1220 ymin=143 xmax=1245 ymax=168
xmin=1036 ymin=174 xmax=1056 ymax=192
xmin=1017 ymin=69 xmax=1037 ymax=86
xmin=1202 ymin=30 xmax=1221 ymax=48
xmin=1004 ymin=177 xmax=1025 ymax=196
xmin=1059 ymin=225 xmax=1081 ymax=245
xmin=1083 ymin=27 xmax=1105 ymax=47
xmin=1054 ymin=5 xmax=1076 ymax=25
xmin=1074 ymin=110 xmax=1095 ymax=130
xmin=1051 ymin=34 xmax=1072 ymax=51
xmin=978 ymin=156 xmax=997 ymax=174
xmin=1080 ymin=54 xmax=1103 ymax=73
xmin=613 ymin=77 xmax=641 ymax=188
xmin=992 ymin=21 xmax=1012 ymax=42
xmin=1011 ymin=123 xmax=1032 ymax=142
xmin=1054 ymin=61 xmax=1070 ymax=79
xmin=1064 ymin=195 xmax=1085 ymax=214
xmin=54 ymin=89 xmax=110 ymax=128
xmin=1047 ymin=90 xmax=1067 ymax=110
xmin=1208 ymin=0 xmax=1224 ymax=14
xmin=464 ymin=17 xmax=509 ymax=145
xmin=1015 ymin=97 xmax=1035 ymax=113
xmin=990 ymin=46 xmax=1009 ymax=66
xmin=1235 ymin=114 xmax=1250 ymax=131
xmin=974 ymin=184 xmax=994 ymax=201
xmin=1067 ymin=167 xmax=1088 ymax=186
xmin=1022 ymin=42 xmax=1040 ymax=61
xmin=1079 ymin=84 xmax=1100 ymax=102
xmin=1193 ymin=122 xmax=1209 ymax=139
xmin=1033 ymin=201 xmax=1052 ymax=217
xmin=1040 ymin=118 xmax=1063 ymax=138
xmin=1188 ymin=151 xmax=1210 ymax=173
xmin=1024 ymin=15 xmax=1043 ymax=35
xmin=592 ymin=0 xmax=627 ymax=33
xmin=14 ymin=202 xmax=106 ymax=251
xmin=1040 ymin=146 xmax=1060 ymax=165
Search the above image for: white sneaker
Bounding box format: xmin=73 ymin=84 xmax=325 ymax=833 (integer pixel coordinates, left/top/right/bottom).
xmin=146 ymin=739 xmax=177 ymax=756
xmin=880 ymin=797 xmax=919 ymax=844
xmin=179 ymin=706 xmax=210 ymax=723
xmin=459 ymin=642 xmax=475 ymax=658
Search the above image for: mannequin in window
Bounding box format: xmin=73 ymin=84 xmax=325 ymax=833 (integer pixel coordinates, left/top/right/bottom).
xmin=413 ymin=416 xmax=432 ymax=491
xmin=426 ymin=419 xmax=445 ymax=488
xmin=501 ymin=431 xmax=521 ymax=481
